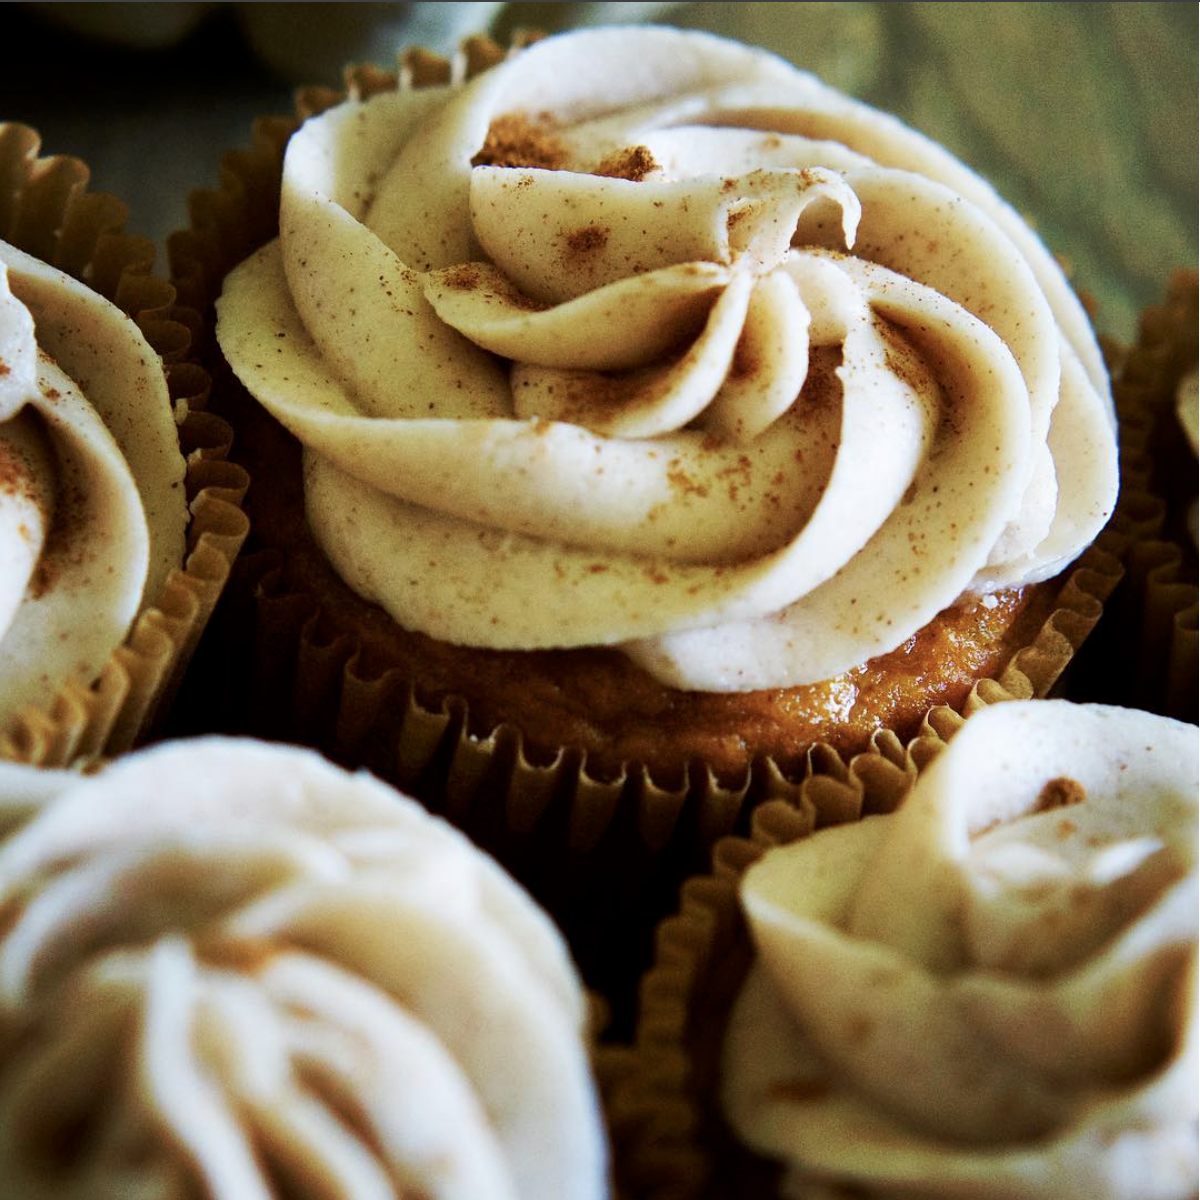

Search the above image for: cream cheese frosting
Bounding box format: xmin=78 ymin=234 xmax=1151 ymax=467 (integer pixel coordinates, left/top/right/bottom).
xmin=0 ymin=738 xmax=608 ymax=1200
xmin=723 ymin=700 xmax=1198 ymax=1199
xmin=217 ymin=25 xmax=1118 ymax=692
xmin=0 ymin=239 xmax=187 ymax=728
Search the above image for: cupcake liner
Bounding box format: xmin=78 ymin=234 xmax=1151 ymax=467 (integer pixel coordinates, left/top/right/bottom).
xmin=599 ymin=706 xmax=1059 ymax=1199
xmin=600 ymin=797 xmax=816 ymax=1200
xmin=194 ymin=530 xmax=1117 ymax=1028
xmin=0 ymin=123 xmax=249 ymax=766
xmin=174 ymin=36 xmax=1123 ymax=1015
xmin=1070 ymin=270 xmax=1198 ymax=722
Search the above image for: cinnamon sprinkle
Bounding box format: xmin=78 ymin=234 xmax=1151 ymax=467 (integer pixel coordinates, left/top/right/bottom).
xmin=594 ymin=145 xmax=659 ymax=181
xmin=471 ymin=112 xmax=567 ymax=170
xmin=565 ymin=225 xmax=609 ymax=255
xmin=1035 ymin=776 xmax=1087 ymax=812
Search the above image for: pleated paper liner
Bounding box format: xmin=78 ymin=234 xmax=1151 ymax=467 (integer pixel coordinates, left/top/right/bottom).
xmin=169 ymin=35 xmax=1123 ymax=1021
xmin=595 ymin=696 xmax=1030 ymax=1200
xmin=1070 ymin=270 xmax=1198 ymax=723
xmin=188 ymin=506 xmax=1118 ymax=1032
xmin=0 ymin=123 xmax=249 ymax=766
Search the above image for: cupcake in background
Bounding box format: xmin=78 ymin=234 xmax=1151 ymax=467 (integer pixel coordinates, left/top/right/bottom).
xmin=1073 ymin=269 xmax=1197 ymax=722
xmin=0 ymin=123 xmax=247 ymax=766
xmin=606 ymin=699 xmax=1198 ymax=1199
xmin=0 ymin=737 xmax=610 ymax=1200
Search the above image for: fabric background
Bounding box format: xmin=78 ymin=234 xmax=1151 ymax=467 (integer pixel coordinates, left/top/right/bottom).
xmin=2 ymin=1 xmax=1195 ymax=341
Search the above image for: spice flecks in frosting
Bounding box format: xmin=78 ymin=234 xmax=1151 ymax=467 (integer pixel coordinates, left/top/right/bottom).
xmin=0 ymin=241 xmax=186 ymax=727
xmin=217 ymin=26 xmax=1117 ymax=691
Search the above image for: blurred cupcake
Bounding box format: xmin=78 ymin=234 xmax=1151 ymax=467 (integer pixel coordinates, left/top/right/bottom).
xmin=178 ymin=26 xmax=1120 ymax=1000
xmin=0 ymin=123 xmax=248 ymax=766
xmin=608 ymin=699 xmax=1198 ymax=1199
xmin=0 ymin=737 xmax=610 ymax=1199
xmin=1077 ymin=270 xmax=1197 ymax=721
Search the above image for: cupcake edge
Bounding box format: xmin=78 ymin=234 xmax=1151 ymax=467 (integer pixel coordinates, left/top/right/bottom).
xmin=0 ymin=122 xmax=249 ymax=765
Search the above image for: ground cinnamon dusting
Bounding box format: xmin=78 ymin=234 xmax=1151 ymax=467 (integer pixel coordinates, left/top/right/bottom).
xmin=440 ymin=264 xmax=483 ymax=291
xmin=594 ymin=145 xmax=659 ymax=181
xmin=0 ymin=441 xmax=36 ymax=500
xmin=565 ymin=224 xmax=609 ymax=254
xmin=471 ymin=112 xmax=567 ymax=170
xmin=1034 ymin=776 xmax=1087 ymax=812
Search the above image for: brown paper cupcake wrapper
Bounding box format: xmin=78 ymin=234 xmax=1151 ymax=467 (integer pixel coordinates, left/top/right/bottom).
xmin=595 ymin=707 xmax=1002 ymax=1200
xmin=173 ymin=37 xmax=1122 ymax=1013
xmin=189 ymin=530 xmax=1116 ymax=1026
xmin=0 ymin=123 xmax=250 ymax=766
xmin=1071 ymin=270 xmax=1198 ymax=723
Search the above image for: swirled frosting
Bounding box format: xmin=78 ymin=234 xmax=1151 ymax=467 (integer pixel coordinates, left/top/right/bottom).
xmin=0 ymin=738 xmax=608 ymax=1200
xmin=723 ymin=701 xmax=1198 ymax=1199
xmin=217 ymin=25 xmax=1117 ymax=692
xmin=0 ymin=239 xmax=186 ymax=727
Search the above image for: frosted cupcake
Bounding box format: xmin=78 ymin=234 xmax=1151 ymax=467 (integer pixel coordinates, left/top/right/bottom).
xmin=182 ymin=27 xmax=1121 ymax=998
xmin=0 ymin=123 xmax=247 ymax=765
xmin=0 ymin=737 xmax=609 ymax=1199
xmin=608 ymin=699 xmax=1198 ymax=1199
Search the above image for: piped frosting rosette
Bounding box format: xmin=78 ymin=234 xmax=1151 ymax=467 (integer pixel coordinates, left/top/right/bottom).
xmin=217 ymin=25 xmax=1117 ymax=692
xmin=724 ymin=701 xmax=1198 ymax=1199
xmin=0 ymin=238 xmax=186 ymax=728
xmin=0 ymin=739 xmax=608 ymax=1200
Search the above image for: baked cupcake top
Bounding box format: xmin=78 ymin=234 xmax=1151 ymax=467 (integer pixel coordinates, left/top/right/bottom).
xmin=0 ymin=738 xmax=609 ymax=1200
xmin=217 ymin=25 xmax=1117 ymax=692
xmin=724 ymin=700 xmax=1198 ymax=1199
xmin=0 ymin=238 xmax=186 ymax=727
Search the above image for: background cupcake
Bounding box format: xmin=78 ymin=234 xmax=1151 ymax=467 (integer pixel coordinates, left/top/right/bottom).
xmin=0 ymin=123 xmax=248 ymax=766
xmin=1073 ymin=270 xmax=1197 ymax=723
xmin=606 ymin=700 xmax=1199 ymax=1199
xmin=0 ymin=737 xmax=609 ymax=1199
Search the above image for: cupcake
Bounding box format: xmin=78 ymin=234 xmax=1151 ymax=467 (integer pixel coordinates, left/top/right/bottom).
xmin=0 ymin=123 xmax=248 ymax=765
xmin=181 ymin=26 xmax=1120 ymax=1001
xmin=608 ymin=699 xmax=1199 ymax=1199
xmin=1075 ymin=270 xmax=1197 ymax=721
xmin=0 ymin=737 xmax=610 ymax=1199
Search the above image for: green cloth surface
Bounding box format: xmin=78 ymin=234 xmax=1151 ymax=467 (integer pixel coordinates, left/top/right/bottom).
xmin=2 ymin=1 xmax=1195 ymax=341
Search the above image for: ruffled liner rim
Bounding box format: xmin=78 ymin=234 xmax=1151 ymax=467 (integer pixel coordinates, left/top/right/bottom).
xmin=0 ymin=122 xmax=250 ymax=766
xmin=215 ymin=538 xmax=1119 ymax=857
xmin=1078 ymin=271 xmax=1198 ymax=723
xmin=593 ymin=704 xmax=1009 ymax=1200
